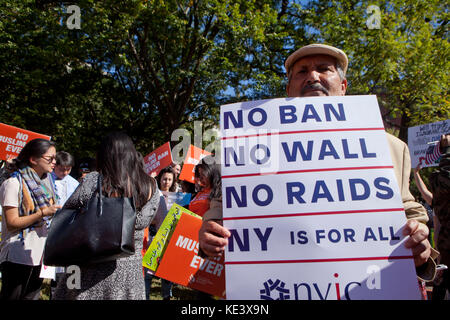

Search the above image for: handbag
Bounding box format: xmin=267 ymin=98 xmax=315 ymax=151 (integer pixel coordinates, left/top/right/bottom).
xmin=43 ymin=174 xmax=137 ymax=266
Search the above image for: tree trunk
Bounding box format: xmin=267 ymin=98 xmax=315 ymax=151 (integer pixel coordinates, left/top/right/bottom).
xmin=398 ymin=109 xmax=410 ymax=143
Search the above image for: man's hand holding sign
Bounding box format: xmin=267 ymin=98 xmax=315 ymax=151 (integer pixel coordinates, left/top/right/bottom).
xmin=199 ymin=44 xmax=435 ymax=300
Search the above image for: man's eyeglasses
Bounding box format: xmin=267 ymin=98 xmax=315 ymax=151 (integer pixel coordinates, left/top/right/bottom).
xmin=41 ymin=155 xmax=57 ymax=163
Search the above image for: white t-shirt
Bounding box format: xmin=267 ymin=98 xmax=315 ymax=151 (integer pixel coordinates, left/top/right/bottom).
xmin=0 ymin=177 xmax=48 ymax=266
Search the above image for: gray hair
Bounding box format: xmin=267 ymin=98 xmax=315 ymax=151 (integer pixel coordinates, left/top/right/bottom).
xmin=336 ymin=62 xmax=346 ymax=81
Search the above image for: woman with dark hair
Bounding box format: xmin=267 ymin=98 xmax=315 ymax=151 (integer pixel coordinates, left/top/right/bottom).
xmin=53 ymin=132 xmax=159 ymax=300
xmin=144 ymin=165 xmax=177 ymax=300
xmin=189 ymin=156 xmax=221 ymax=217
xmin=156 ymin=166 xmax=177 ymax=192
xmin=0 ymin=138 xmax=61 ymax=300
xmin=189 ymin=155 xmax=221 ymax=299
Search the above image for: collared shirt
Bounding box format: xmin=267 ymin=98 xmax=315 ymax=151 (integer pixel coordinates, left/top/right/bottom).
xmin=51 ymin=172 xmax=79 ymax=206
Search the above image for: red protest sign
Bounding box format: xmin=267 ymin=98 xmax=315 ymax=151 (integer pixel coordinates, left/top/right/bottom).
xmin=0 ymin=123 xmax=51 ymax=161
xmin=178 ymin=145 xmax=211 ymax=183
xmin=143 ymin=142 xmax=173 ymax=176
xmin=155 ymin=212 xmax=226 ymax=298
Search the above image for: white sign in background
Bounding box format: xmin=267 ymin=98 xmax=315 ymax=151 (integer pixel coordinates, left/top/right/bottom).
xmin=408 ymin=119 xmax=449 ymax=168
xmin=220 ymin=95 xmax=421 ymax=300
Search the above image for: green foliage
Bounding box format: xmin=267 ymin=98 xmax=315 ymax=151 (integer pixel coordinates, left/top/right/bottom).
xmin=0 ymin=0 xmax=291 ymax=157
xmin=0 ymin=0 xmax=448 ymax=160
xmin=294 ymin=0 xmax=449 ymax=140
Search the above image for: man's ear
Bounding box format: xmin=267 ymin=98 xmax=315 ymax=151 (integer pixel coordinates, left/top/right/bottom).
xmin=286 ymin=76 xmax=293 ymax=97
xmin=341 ymin=78 xmax=348 ymax=95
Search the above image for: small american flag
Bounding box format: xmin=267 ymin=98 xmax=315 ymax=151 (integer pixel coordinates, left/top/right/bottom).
xmin=425 ymin=142 xmax=442 ymax=165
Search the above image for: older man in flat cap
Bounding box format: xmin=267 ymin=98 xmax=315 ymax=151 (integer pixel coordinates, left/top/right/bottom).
xmin=199 ymin=44 xmax=438 ymax=282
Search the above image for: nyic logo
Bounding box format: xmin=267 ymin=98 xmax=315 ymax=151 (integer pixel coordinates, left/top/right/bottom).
xmin=260 ymin=279 xmax=291 ymax=300
xmin=260 ymin=268 xmax=381 ymax=300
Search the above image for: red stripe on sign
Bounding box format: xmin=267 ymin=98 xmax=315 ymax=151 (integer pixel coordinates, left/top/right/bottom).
xmin=222 ymin=207 xmax=405 ymax=221
xmin=222 ymin=165 xmax=394 ymax=179
xmin=221 ymin=127 xmax=386 ymax=140
xmin=225 ymin=256 xmax=414 ymax=265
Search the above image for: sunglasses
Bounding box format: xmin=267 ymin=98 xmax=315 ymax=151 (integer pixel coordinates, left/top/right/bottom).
xmin=41 ymin=155 xmax=57 ymax=163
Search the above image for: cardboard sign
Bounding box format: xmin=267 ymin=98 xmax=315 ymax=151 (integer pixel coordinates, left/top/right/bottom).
xmin=0 ymin=123 xmax=51 ymax=161
xmin=142 ymin=203 xmax=200 ymax=272
xmin=143 ymin=142 xmax=173 ymax=175
xmin=221 ymin=96 xmax=421 ymax=300
xmin=178 ymin=145 xmax=211 ymax=183
xmin=408 ymin=119 xmax=449 ymax=168
xmin=155 ymin=213 xmax=226 ymax=298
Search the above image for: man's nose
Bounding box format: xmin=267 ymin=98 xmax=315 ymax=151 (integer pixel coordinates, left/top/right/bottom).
xmin=305 ymin=70 xmax=320 ymax=84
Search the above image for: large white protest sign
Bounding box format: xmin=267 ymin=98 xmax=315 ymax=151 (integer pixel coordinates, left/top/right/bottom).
xmin=220 ymin=95 xmax=421 ymax=300
xmin=408 ymin=119 xmax=449 ymax=168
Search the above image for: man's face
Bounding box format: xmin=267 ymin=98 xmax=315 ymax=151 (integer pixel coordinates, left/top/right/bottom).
xmin=286 ymin=54 xmax=347 ymax=97
xmin=54 ymin=165 xmax=72 ymax=179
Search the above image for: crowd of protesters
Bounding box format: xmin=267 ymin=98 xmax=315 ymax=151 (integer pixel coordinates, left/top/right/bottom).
xmin=0 ymin=132 xmax=448 ymax=300
xmin=0 ymin=132 xmax=222 ymax=300
xmin=0 ymin=43 xmax=448 ymax=301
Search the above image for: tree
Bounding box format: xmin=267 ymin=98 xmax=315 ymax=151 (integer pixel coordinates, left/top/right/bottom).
xmin=91 ymin=0 xmax=291 ymax=138
xmin=1 ymin=0 xmax=447 ymax=160
xmin=0 ymin=0 xmax=130 ymax=157
xmin=289 ymin=0 xmax=449 ymax=141
xmin=0 ymin=0 xmax=292 ymax=157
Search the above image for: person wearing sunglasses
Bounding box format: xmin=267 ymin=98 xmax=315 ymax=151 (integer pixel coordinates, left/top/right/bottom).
xmin=0 ymin=138 xmax=61 ymax=300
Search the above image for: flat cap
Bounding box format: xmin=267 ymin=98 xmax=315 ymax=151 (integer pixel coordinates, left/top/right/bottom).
xmin=285 ymin=43 xmax=348 ymax=76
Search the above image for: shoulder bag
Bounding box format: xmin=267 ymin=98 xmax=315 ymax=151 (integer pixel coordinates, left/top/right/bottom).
xmin=43 ymin=174 xmax=136 ymax=266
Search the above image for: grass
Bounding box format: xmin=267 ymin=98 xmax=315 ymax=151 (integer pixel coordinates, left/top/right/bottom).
xmin=148 ymin=277 xmax=198 ymax=300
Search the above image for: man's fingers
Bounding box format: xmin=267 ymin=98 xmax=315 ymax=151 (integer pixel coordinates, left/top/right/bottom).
xmin=204 ymin=220 xmax=231 ymax=238
xmin=199 ymin=220 xmax=230 ymax=257
xmin=402 ymin=220 xmax=431 ymax=267
xmin=403 ymin=221 xmax=429 ymax=248
xmin=402 ymin=219 xmax=418 ymax=237
xmin=201 ymin=242 xmax=226 ymax=257
xmin=410 ymin=241 xmax=430 ymax=257
xmin=202 ymin=227 xmax=229 ymax=247
xmin=200 ymin=234 xmax=227 ymax=257
xmin=411 ymin=242 xmax=431 ymax=267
